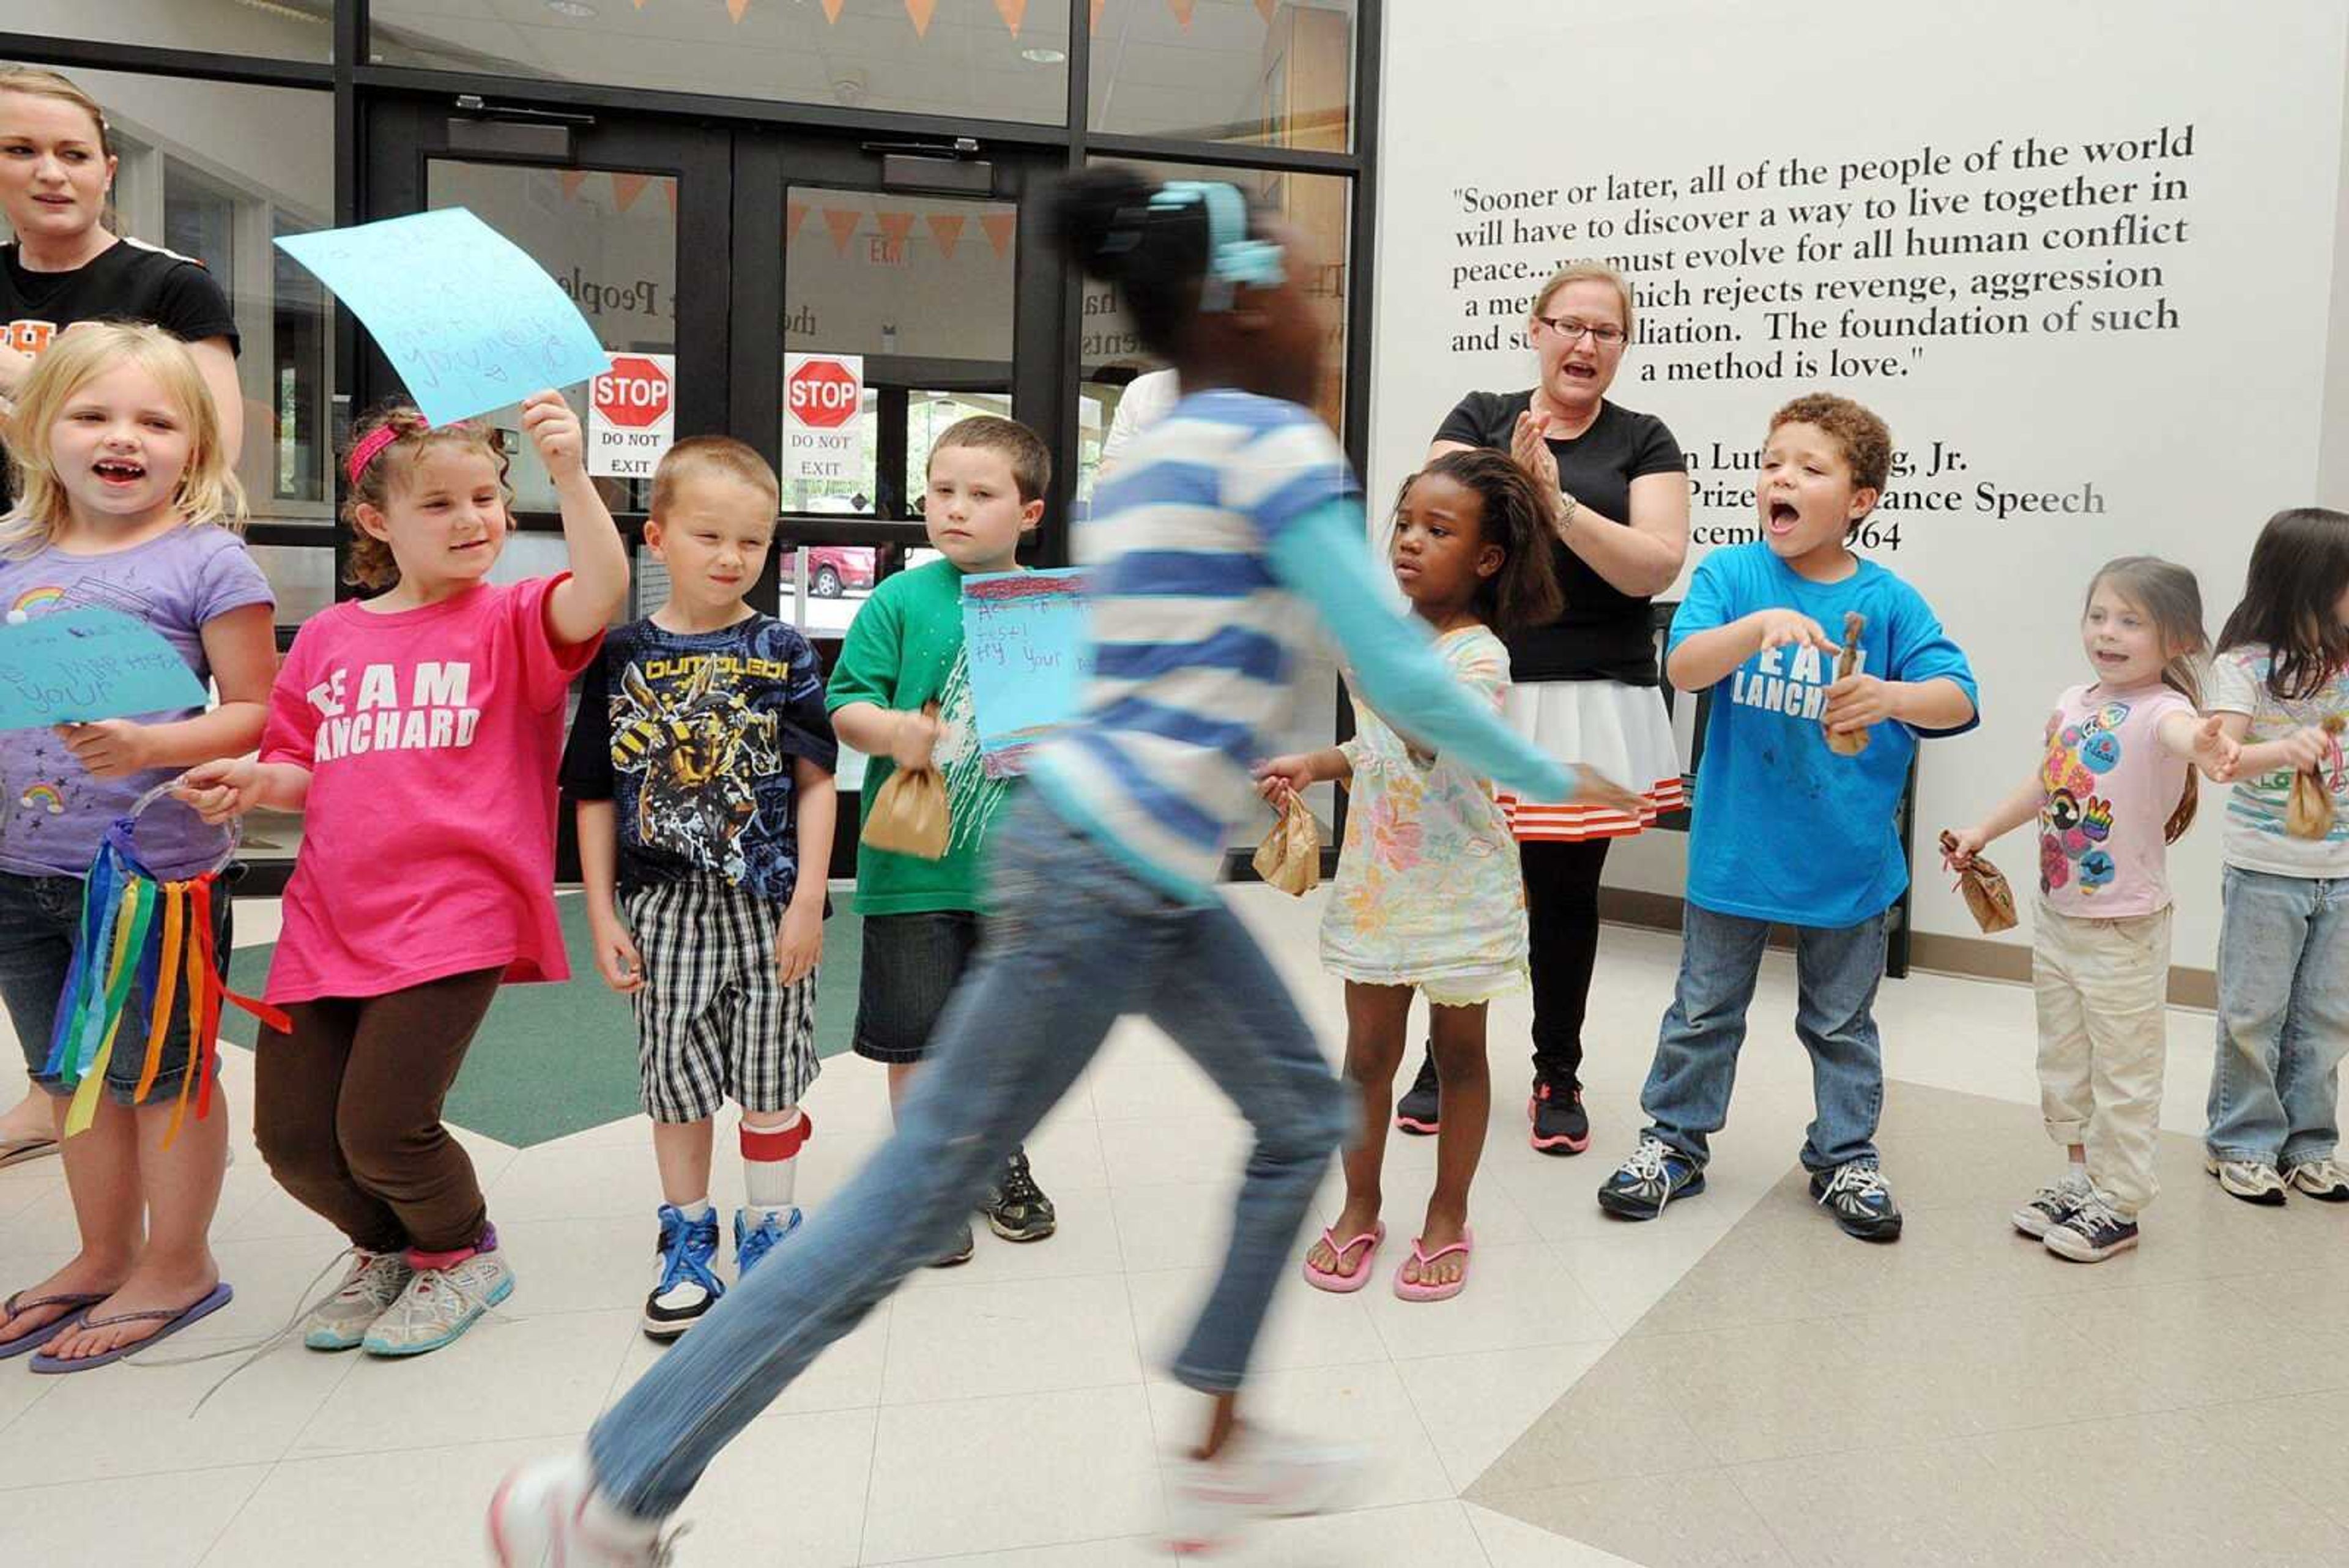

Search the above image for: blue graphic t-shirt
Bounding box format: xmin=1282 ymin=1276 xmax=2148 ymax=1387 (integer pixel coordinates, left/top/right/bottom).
xmin=562 ymin=614 xmax=837 ymax=902
xmin=1668 ymin=544 xmax=1978 ymax=927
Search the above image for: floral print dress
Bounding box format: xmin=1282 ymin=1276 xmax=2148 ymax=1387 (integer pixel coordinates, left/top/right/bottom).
xmin=1319 ymin=625 xmax=1529 ymax=1002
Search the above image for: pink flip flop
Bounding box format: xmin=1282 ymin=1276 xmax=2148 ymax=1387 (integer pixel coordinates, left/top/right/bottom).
xmin=1394 ymin=1227 xmax=1474 ymax=1302
xmin=1301 ymin=1221 xmax=1385 ymax=1293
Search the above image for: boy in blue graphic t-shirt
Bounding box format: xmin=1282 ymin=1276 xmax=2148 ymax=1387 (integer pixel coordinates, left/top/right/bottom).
xmin=1598 ymin=393 xmax=1978 ymax=1241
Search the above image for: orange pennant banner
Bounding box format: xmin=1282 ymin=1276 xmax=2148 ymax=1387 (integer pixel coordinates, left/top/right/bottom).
xmin=786 ymin=201 xmax=811 ymax=245
xmin=727 ymin=0 xmax=749 ymax=18
xmin=1090 ymin=0 xmax=1105 ymax=29
xmin=875 ymin=211 xmax=918 ymax=248
xmin=1256 ymin=0 xmax=1277 ymax=18
xmin=981 ymin=211 xmax=1017 ymax=258
xmin=823 ymin=206 xmax=863 ymax=254
xmin=612 ymin=173 xmax=651 ymax=213
xmin=905 ymin=0 xmax=937 ymax=36
xmin=559 ymin=170 xmax=588 ymax=203
xmin=1168 ymin=0 xmax=1195 ymax=26
xmin=995 ymin=0 xmax=1026 ymax=35
xmin=663 ymin=182 xmax=678 ymax=220
xmin=926 ymin=212 xmax=967 ymax=259
xmin=821 ymin=0 xmax=845 ymax=19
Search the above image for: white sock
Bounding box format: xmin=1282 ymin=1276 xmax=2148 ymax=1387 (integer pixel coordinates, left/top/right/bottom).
xmin=674 ymin=1197 xmax=712 ymax=1223
xmin=742 ymin=1109 xmax=808 ymax=1216
xmin=2067 ymin=1160 xmax=2089 ymax=1185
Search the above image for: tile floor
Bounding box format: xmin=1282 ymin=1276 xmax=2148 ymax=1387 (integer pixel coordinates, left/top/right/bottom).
xmin=1 ymin=886 xmax=2340 ymax=1567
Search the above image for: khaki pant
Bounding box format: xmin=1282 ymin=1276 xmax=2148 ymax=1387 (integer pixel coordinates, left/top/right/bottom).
xmin=2034 ymin=904 xmax=2170 ymax=1215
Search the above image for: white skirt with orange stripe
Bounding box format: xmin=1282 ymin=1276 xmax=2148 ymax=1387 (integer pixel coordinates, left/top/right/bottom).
xmin=1494 ymin=678 xmax=1685 ymax=842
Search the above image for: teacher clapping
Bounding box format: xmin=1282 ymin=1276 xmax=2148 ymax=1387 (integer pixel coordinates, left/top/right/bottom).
xmin=1403 ymin=262 xmax=1690 ymax=1157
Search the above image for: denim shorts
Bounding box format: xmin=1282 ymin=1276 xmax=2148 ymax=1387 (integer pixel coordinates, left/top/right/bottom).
xmin=852 ymin=910 xmax=981 ymax=1064
xmin=0 ymin=867 xmax=236 ymax=1107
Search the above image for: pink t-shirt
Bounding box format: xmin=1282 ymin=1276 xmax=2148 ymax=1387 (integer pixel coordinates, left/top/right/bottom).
xmin=259 ymin=576 xmax=600 ymax=1003
xmin=2036 ymin=681 xmax=2194 ymax=918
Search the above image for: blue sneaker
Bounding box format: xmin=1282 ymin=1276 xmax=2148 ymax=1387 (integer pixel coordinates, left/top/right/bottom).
xmin=1597 ymin=1136 xmax=1707 ymax=1220
xmin=643 ymin=1203 xmax=724 ymax=1340
xmin=734 ymin=1205 xmax=804 ymax=1279
xmin=1809 ymin=1161 xmax=1904 ymax=1243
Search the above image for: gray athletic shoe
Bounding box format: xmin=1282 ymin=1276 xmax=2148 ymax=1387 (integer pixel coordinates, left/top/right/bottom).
xmin=362 ymin=1249 xmax=513 ymax=1356
xmin=2010 ymin=1172 xmax=2095 ymax=1239
xmin=302 ymin=1250 xmax=415 ymax=1351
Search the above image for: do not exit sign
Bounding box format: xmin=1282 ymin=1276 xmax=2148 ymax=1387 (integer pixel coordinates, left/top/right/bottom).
xmin=587 ymin=352 xmax=675 ymax=478
xmin=784 ymin=351 xmax=864 ymax=483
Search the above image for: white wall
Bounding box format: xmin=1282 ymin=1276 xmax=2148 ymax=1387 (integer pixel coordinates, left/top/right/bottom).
xmin=1371 ymin=0 xmax=2349 ymax=973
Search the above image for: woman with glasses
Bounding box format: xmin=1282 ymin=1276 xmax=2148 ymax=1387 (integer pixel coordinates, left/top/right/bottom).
xmin=1395 ymin=261 xmax=1690 ymax=1158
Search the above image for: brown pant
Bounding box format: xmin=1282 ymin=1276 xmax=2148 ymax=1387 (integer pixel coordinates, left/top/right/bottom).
xmin=254 ymin=967 xmax=503 ymax=1254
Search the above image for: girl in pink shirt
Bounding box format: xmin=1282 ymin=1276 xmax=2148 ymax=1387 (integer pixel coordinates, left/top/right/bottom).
xmin=1946 ymin=557 xmax=2235 ymax=1264
xmin=182 ymin=391 xmax=626 ymax=1356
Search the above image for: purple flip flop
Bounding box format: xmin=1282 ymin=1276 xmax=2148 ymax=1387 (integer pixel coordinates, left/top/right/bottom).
xmin=0 ymin=1290 xmax=106 ymax=1361
xmin=30 ymin=1282 xmax=233 ymax=1373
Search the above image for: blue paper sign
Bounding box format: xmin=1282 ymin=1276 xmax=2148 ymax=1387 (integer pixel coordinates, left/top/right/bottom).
xmin=276 ymin=208 xmax=612 ymax=428
xmin=0 ymin=608 xmax=207 ymax=731
xmin=962 ymin=569 xmax=1092 ymax=778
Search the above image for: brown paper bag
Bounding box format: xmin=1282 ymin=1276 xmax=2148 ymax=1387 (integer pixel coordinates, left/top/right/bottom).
xmin=1939 ymin=831 xmax=2017 ymax=934
xmin=862 ymin=767 xmax=949 ymax=860
xmin=1824 ymin=611 xmax=1870 ymax=757
xmin=1252 ymin=792 xmax=1321 ymax=896
xmin=2285 ymin=715 xmax=2347 ymax=842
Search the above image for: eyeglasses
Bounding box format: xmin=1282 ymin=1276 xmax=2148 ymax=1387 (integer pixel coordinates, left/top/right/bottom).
xmin=1534 ymin=314 xmax=1627 ymax=346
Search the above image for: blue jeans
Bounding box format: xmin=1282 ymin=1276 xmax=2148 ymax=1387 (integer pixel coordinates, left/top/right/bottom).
xmin=588 ymin=795 xmax=1350 ymax=1520
xmin=2206 ymin=866 xmax=2349 ymax=1167
xmin=0 ymin=868 xmax=234 ymax=1106
xmin=1639 ymin=902 xmax=1888 ymax=1172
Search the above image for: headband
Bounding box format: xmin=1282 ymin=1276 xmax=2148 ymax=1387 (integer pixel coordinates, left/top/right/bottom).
xmin=344 ymin=424 xmax=403 ymax=488
xmin=1148 ymin=181 xmax=1286 ymax=312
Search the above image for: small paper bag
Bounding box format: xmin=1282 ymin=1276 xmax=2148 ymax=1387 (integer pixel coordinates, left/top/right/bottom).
xmin=1824 ymin=611 xmax=1870 ymax=757
xmin=863 ymin=767 xmax=949 ymax=860
xmin=1939 ymin=831 xmax=2017 ymax=934
xmin=1252 ymin=792 xmax=1322 ymax=897
xmin=2285 ymin=716 xmax=2346 ymax=842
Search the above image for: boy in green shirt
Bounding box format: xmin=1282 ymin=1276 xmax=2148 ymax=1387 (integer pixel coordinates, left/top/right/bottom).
xmin=826 ymin=416 xmax=1056 ymax=1262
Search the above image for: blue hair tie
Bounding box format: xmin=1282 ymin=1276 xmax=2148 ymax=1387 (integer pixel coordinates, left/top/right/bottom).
xmin=1148 ymin=181 xmax=1286 ymax=313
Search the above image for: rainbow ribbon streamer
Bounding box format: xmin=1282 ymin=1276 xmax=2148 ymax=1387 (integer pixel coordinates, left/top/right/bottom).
xmin=41 ymin=807 xmax=290 ymax=1143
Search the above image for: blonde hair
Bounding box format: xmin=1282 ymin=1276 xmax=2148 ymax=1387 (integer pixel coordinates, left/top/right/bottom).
xmin=338 ymin=402 xmax=508 ymax=590
xmin=1531 ymin=261 xmax=1636 ymax=342
xmin=651 ymin=434 xmax=779 ymax=518
xmin=0 ymin=65 xmax=114 ymax=163
xmin=2087 ymin=555 xmax=2209 ymax=843
xmin=0 ymin=322 xmax=245 ymax=559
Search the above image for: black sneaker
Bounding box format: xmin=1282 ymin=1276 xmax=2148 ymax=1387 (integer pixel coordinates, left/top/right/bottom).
xmin=1597 ymin=1135 xmax=1706 ymax=1220
xmin=1529 ymin=1077 xmax=1590 ymax=1156
xmin=927 ymin=1223 xmax=976 ymax=1268
xmin=2043 ymin=1194 xmax=2139 ymax=1263
xmin=1810 ymin=1162 xmax=1903 ymax=1242
xmin=981 ymin=1149 xmax=1057 ymax=1243
xmin=1393 ymin=1050 xmax=1440 ymax=1135
xmin=642 ymin=1203 xmax=724 ymax=1340
xmin=2009 ymin=1172 xmax=2095 ymax=1239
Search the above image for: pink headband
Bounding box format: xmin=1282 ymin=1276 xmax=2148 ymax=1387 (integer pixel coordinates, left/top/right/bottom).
xmin=344 ymin=424 xmax=404 ymax=487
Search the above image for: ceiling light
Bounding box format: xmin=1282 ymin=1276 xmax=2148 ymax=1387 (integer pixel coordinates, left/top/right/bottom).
xmin=1021 ymin=46 xmax=1067 ymax=64
xmin=546 ymin=0 xmax=598 ymax=16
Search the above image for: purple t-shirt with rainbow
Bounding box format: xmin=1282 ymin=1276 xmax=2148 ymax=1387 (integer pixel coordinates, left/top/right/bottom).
xmin=0 ymin=525 xmax=273 ymax=880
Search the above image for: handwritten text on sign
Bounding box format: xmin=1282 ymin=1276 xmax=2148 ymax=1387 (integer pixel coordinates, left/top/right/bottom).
xmin=0 ymin=608 xmax=208 ymax=732
xmin=276 ymin=209 xmax=614 ymax=428
xmin=962 ymin=568 xmax=1091 ymax=778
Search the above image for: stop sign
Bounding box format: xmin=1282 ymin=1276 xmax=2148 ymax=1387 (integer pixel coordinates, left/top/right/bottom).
xmin=593 ymin=356 xmax=671 ymax=429
xmin=788 ymin=357 xmax=860 ymax=429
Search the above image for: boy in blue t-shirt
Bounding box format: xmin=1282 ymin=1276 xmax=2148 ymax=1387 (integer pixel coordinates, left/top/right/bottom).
xmin=1597 ymin=394 xmax=1978 ymax=1241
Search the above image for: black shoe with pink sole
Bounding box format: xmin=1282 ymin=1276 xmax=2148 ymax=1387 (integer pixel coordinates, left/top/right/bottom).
xmin=1529 ymin=1077 xmax=1590 ymax=1155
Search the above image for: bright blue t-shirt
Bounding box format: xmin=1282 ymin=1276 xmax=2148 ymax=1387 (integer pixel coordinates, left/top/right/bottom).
xmin=1668 ymin=544 xmax=1978 ymax=927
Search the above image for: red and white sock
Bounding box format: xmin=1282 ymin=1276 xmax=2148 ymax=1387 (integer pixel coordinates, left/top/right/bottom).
xmin=741 ymin=1109 xmax=811 ymax=1222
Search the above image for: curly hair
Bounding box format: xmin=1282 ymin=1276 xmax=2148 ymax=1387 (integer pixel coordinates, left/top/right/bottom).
xmin=1768 ymin=392 xmax=1892 ymax=503
xmin=1393 ymin=448 xmax=1564 ymax=639
xmin=340 ymin=403 xmax=509 ymax=590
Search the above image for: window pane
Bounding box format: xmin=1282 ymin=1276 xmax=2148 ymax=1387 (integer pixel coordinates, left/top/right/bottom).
xmin=1078 ymin=158 xmax=1349 ymax=501
xmin=371 ymin=0 xmax=1069 ymax=125
xmin=0 ymin=66 xmax=337 ymax=607
xmin=1088 ymin=0 xmax=1353 ymax=149
xmin=782 ymin=188 xmax=1017 ymax=518
xmin=4 ymin=2 xmax=332 ymax=61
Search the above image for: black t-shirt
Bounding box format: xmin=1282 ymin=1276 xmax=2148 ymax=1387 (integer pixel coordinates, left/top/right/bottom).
xmin=2 ymin=237 xmax=240 ymax=508
xmin=561 ymin=614 xmax=840 ymax=904
xmin=1433 ymin=390 xmax=1686 ymax=685
xmin=1 ymin=237 xmax=240 ymax=357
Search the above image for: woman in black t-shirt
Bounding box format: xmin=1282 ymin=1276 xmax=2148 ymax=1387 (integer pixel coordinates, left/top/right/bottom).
xmin=1406 ymin=262 xmax=1690 ymax=1156
xmin=0 ymin=67 xmax=242 ymax=451
xmin=0 ymin=66 xmax=243 ymax=1168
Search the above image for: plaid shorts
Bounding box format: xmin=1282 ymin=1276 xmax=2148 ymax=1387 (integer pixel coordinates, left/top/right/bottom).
xmin=624 ymin=877 xmax=820 ymax=1123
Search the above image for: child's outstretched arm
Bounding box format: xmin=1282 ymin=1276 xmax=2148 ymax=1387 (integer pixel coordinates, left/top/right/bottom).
xmin=832 ymin=703 xmax=940 ymax=771
xmin=54 ymin=604 xmax=278 ymax=779
xmin=2217 ymin=712 xmax=2331 ymax=781
xmin=2158 ymin=711 xmax=2240 ymax=779
xmin=1266 ymin=500 xmax=1573 ymax=803
xmin=1945 ymin=770 xmax=2043 ymax=869
xmin=176 ymin=756 xmax=311 ymax=822
xmin=1668 ymin=609 xmax=1836 ymax=693
xmin=1824 ymin=674 xmax=1975 ymax=739
xmin=1253 ymin=746 xmax=1351 ymax=803
xmin=522 ymin=390 xmax=629 ymax=644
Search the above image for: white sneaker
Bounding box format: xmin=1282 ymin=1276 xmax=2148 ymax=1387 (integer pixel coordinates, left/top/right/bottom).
xmin=2010 ymin=1172 xmax=2095 ymax=1239
xmin=2284 ymin=1156 xmax=2349 ymax=1202
xmin=1165 ymin=1425 xmax=1363 ymax=1557
xmin=302 ymin=1250 xmax=415 ymax=1351
xmin=2206 ymin=1156 xmax=2288 ymax=1206
xmin=487 ymin=1452 xmax=675 ymax=1566
xmin=363 ymin=1248 xmax=514 ymax=1356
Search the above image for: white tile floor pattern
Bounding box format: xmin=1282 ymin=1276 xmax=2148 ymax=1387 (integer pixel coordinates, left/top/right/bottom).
xmin=0 ymin=885 xmax=2329 ymax=1566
